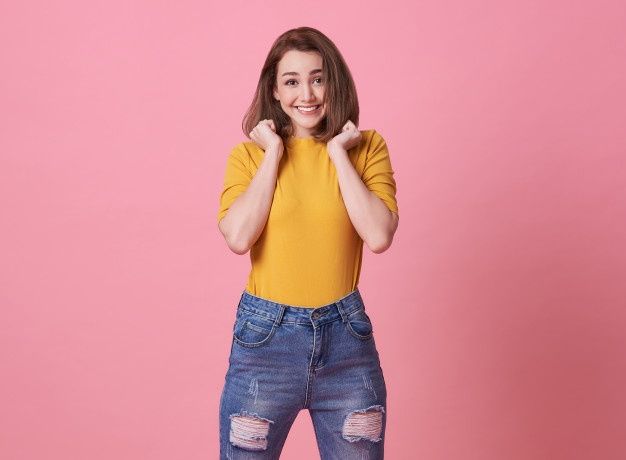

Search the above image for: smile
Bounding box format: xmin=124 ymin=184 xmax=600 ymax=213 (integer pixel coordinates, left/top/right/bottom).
xmin=295 ymin=105 xmax=321 ymax=114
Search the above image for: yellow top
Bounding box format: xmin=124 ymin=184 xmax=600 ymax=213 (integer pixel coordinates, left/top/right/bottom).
xmin=217 ymin=129 xmax=398 ymax=307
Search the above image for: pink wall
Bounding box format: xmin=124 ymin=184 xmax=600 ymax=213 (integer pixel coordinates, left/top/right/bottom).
xmin=2 ymin=1 xmax=625 ymax=458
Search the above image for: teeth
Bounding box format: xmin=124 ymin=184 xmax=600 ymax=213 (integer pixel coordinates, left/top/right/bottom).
xmin=297 ymin=105 xmax=319 ymax=112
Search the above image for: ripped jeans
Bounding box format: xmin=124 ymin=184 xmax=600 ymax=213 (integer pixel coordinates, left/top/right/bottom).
xmin=218 ymin=287 xmax=387 ymax=459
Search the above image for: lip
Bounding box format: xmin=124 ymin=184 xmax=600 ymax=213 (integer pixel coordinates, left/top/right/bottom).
xmin=294 ymin=104 xmax=322 ymax=115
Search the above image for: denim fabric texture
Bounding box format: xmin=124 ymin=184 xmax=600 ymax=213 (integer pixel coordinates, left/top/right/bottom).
xmin=219 ymin=287 xmax=387 ymax=459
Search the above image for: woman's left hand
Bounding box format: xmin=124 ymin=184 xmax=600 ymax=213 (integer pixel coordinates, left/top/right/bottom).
xmin=327 ymin=120 xmax=362 ymax=157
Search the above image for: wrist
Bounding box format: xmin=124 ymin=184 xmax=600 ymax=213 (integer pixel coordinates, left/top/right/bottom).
xmin=266 ymin=141 xmax=283 ymax=152
xmin=327 ymin=144 xmax=347 ymax=159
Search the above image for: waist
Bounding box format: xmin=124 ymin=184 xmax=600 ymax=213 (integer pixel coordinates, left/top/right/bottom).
xmin=238 ymin=287 xmax=365 ymax=323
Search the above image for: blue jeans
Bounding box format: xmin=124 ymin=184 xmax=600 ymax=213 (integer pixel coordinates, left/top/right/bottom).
xmin=219 ymin=287 xmax=387 ymax=459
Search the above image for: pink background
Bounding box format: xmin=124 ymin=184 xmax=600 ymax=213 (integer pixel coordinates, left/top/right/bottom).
xmin=2 ymin=1 xmax=625 ymax=459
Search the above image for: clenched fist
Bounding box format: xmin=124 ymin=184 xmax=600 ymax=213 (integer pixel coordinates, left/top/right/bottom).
xmin=249 ymin=119 xmax=283 ymax=152
xmin=327 ymin=120 xmax=362 ymax=155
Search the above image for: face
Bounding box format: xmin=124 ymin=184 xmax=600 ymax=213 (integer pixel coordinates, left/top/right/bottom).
xmin=273 ymin=50 xmax=326 ymax=138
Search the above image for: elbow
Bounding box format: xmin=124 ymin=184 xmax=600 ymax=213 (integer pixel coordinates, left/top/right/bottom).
xmin=225 ymin=233 xmax=252 ymax=255
xmin=218 ymin=216 xmax=251 ymax=255
xmin=226 ymin=237 xmax=250 ymax=255
xmin=365 ymin=228 xmax=394 ymax=253
xmin=366 ymin=211 xmax=398 ymax=254
xmin=367 ymin=236 xmax=393 ymax=254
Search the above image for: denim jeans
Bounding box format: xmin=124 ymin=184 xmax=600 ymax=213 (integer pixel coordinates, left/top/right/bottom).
xmin=218 ymin=287 xmax=387 ymax=459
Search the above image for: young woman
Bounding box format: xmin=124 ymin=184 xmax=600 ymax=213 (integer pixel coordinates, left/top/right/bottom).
xmin=217 ymin=26 xmax=399 ymax=459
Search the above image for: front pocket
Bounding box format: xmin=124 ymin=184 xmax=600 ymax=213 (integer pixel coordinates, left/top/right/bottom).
xmin=233 ymin=310 xmax=277 ymax=348
xmin=245 ymin=320 xmax=272 ymax=334
xmin=345 ymin=308 xmax=374 ymax=340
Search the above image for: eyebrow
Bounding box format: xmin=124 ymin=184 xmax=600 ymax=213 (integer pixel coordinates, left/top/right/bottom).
xmin=281 ymin=69 xmax=323 ymax=77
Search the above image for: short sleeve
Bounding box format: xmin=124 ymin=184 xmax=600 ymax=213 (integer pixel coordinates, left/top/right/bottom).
xmin=217 ymin=143 xmax=253 ymax=223
xmin=362 ymin=130 xmax=399 ymax=214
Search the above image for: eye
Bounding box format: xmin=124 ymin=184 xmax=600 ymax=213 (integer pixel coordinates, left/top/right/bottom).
xmin=285 ymin=77 xmax=324 ymax=87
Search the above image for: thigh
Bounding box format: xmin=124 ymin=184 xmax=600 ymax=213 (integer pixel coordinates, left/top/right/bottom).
xmin=309 ymin=404 xmax=387 ymax=460
xmin=308 ymin=309 xmax=387 ymax=459
xmin=218 ymin=309 xmax=308 ymax=458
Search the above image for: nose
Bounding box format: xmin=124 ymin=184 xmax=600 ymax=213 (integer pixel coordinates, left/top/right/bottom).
xmin=300 ymin=82 xmax=316 ymax=102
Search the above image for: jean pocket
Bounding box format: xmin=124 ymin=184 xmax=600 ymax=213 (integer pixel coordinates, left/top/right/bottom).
xmin=233 ymin=309 xmax=277 ymax=348
xmin=345 ymin=308 xmax=374 ymax=340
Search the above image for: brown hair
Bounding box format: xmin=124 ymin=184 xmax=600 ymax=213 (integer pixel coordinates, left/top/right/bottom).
xmin=242 ymin=27 xmax=359 ymax=144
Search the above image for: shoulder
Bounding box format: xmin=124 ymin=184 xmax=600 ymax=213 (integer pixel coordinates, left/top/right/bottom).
xmin=227 ymin=140 xmax=265 ymax=164
xmin=357 ymin=129 xmax=389 ymax=159
xmin=360 ymin=128 xmax=380 ymax=140
xmin=225 ymin=141 xmax=265 ymax=176
xmin=359 ymin=129 xmax=387 ymax=149
xmin=230 ymin=140 xmax=262 ymax=156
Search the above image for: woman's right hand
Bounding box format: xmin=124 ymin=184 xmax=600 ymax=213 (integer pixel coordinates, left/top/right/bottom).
xmin=249 ymin=119 xmax=283 ymax=153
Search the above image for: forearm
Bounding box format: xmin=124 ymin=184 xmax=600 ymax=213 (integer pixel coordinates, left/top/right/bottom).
xmin=219 ymin=145 xmax=283 ymax=254
xmin=331 ymin=149 xmax=396 ymax=253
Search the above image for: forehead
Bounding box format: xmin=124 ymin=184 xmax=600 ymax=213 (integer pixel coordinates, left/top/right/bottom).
xmin=277 ymin=50 xmax=323 ymax=76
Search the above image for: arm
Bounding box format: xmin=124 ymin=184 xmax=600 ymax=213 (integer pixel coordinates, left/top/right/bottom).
xmin=331 ymin=149 xmax=399 ymax=253
xmin=218 ymin=144 xmax=283 ymax=254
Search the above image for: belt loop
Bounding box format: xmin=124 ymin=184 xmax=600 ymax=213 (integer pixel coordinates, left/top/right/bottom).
xmin=336 ymin=300 xmax=348 ymax=323
xmin=274 ymin=305 xmax=285 ymax=327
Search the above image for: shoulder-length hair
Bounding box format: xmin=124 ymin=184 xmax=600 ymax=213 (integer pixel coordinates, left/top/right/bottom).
xmin=242 ymin=26 xmax=359 ymax=144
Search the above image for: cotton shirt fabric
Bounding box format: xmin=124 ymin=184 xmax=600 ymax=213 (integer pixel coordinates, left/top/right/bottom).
xmin=217 ymin=129 xmax=399 ymax=307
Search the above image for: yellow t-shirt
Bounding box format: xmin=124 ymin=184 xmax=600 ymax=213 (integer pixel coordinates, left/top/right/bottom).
xmin=217 ymin=129 xmax=398 ymax=307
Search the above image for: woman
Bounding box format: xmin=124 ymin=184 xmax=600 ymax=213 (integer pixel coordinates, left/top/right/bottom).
xmin=217 ymin=26 xmax=399 ymax=459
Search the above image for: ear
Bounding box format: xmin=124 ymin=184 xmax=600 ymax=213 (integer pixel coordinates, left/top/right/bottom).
xmin=272 ymin=86 xmax=279 ymax=101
